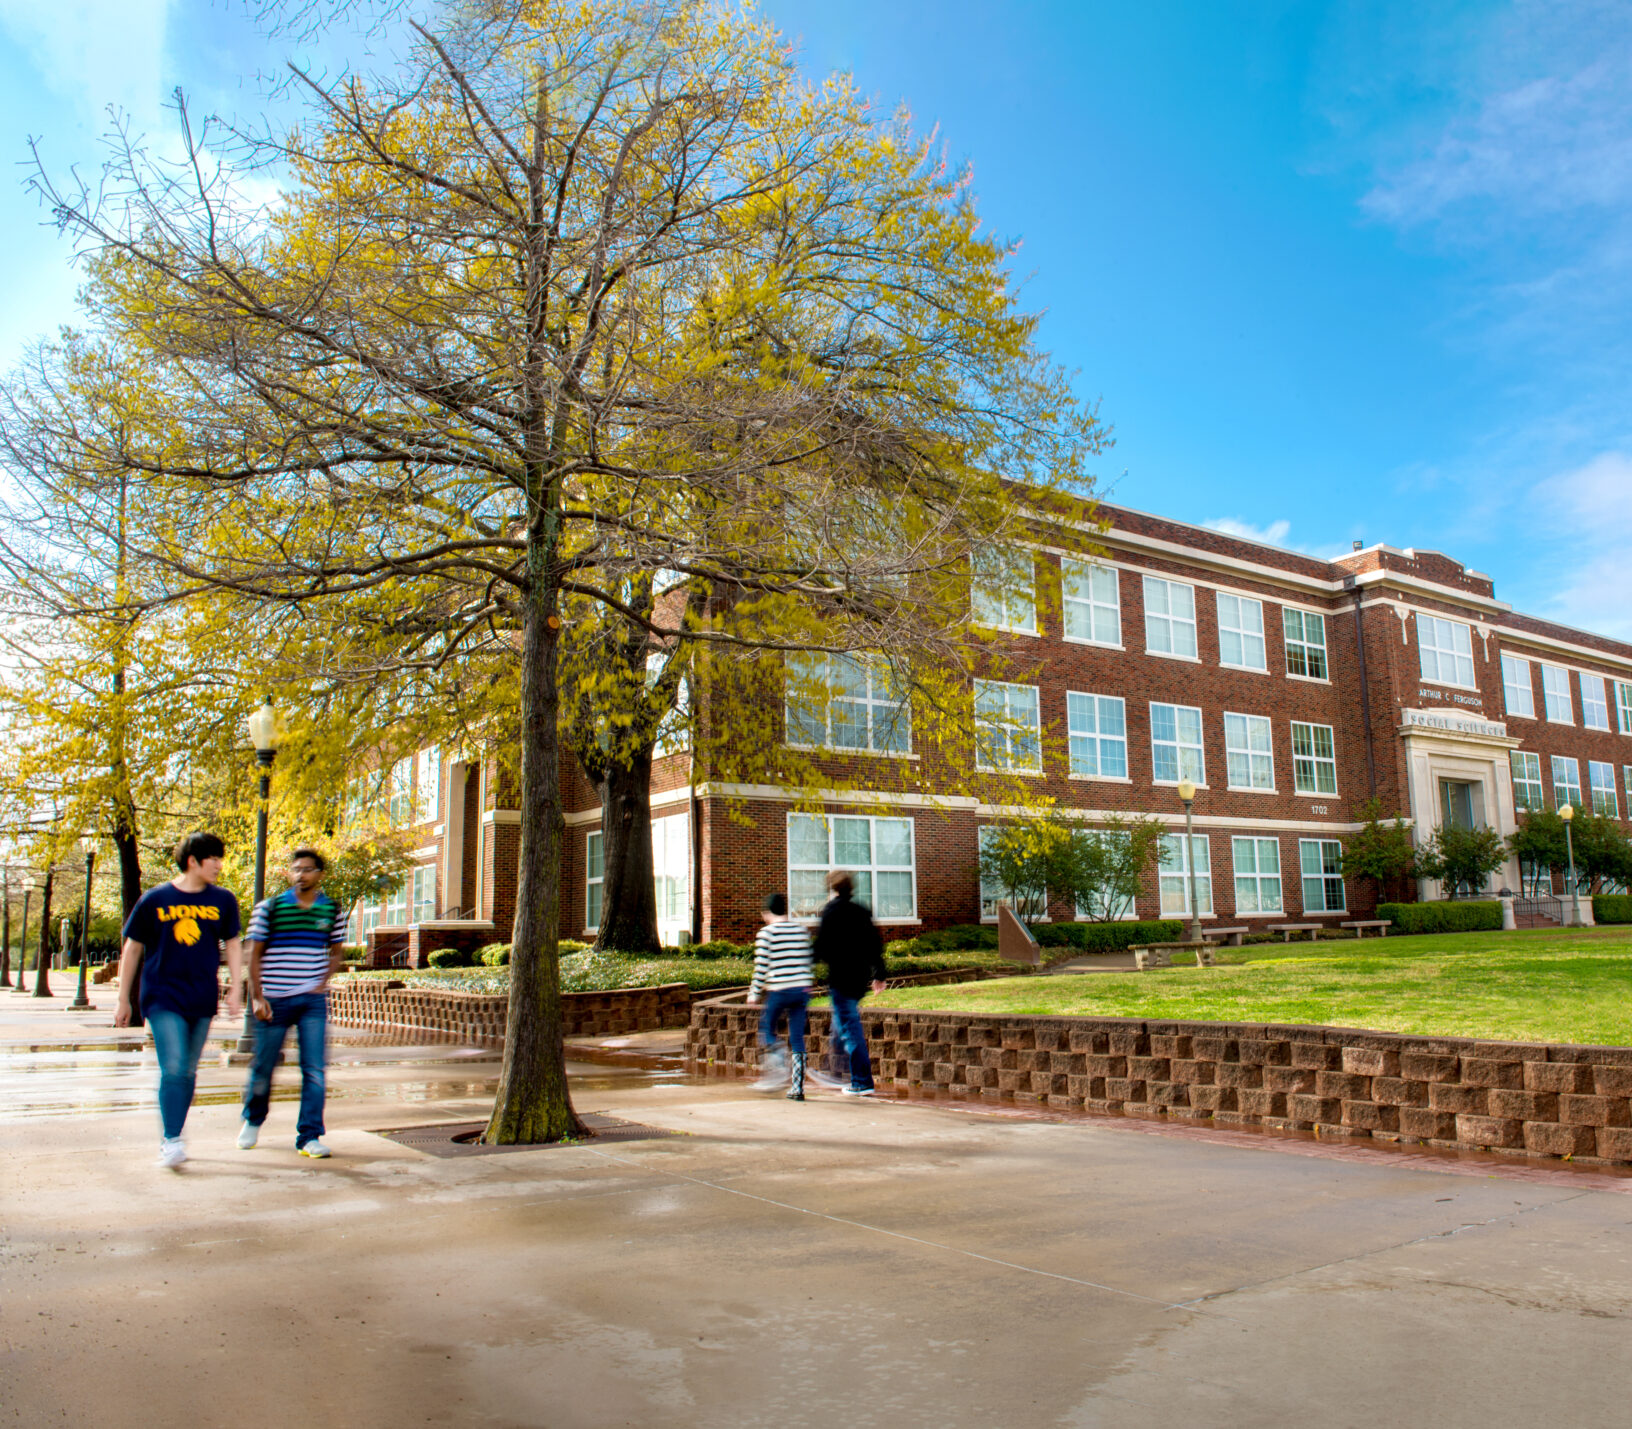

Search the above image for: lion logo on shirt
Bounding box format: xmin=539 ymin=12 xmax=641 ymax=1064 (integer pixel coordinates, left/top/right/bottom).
xmin=173 ymin=917 xmax=201 ymax=946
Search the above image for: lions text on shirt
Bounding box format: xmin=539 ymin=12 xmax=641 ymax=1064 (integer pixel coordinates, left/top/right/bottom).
xmin=750 ymin=918 xmax=813 ymax=1000
xmin=249 ymin=889 xmax=348 ymax=997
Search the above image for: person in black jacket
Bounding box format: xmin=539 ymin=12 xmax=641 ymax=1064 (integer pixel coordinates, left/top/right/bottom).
xmin=813 ymin=870 xmax=887 ymax=1095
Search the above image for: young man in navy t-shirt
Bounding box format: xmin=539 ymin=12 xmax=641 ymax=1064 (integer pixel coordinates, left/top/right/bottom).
xmin=116 ymin=832 xmax=243 ymax=1168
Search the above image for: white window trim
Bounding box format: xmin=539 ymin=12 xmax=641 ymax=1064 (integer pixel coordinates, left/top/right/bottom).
xmin=971 ymin=546 xmax=1039 ymax=636
xmin=1511 ymin=751 xmax=1545 ymax=811
xmin=1617 ymin=682 xmax=1632 ymax=736
xmin=1589 ymin=761 xmax=1619 ymax=818
xmin=974 ymin=678 xmax=1043 ymax=775
xmin=1222 ymin=710 xmax=1277 ymax=794
xmin=1159 ymin=833 xmax=1214 ymax=919
xmin=1149 ymin=700 xmax=1207 ymax=788
xmin=1142 ymin=575 xmax=1200 ymax=661
xmin=1282 ymin=606 xmax=1332 ymax=685
xmin=1416 ymin=613 xmax=1478 ymax=692
xmin=1501 ymin=653 xmax=1536 ymax=720
xmin=1216 ymin=592 xmax=1269 ymax=673
xmin=1551 ymin=756 xmax=1582 ymax=808
xmin=1541 ymin=665 xmax=1575 ymax=725
xmin=1298 ymin=837 xmax=1348 ymax=915
xmin=788 ymin=812 xmax=918 ymax=924
xmin=1581 ymin=674 xmax=1612 ymax=732
xmin=1060 ymin=558 xmax=1123 ymax=650
xmin=1230 ymin=835 xmax=1285 ymax=916
xmin=1289 ymin=721 xmax=1340 ymax=799
xmin=784 ymin=653 xmax=914 ymax=758
xmin=1066 ymin=690 xmax=1129 ymax=783
xmin=585 ymin=829 xmax=604 ymax=934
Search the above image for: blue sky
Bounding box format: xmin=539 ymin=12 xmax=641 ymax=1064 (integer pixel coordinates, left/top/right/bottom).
xmin=5 ymin=1 xmax=1632 ymax=633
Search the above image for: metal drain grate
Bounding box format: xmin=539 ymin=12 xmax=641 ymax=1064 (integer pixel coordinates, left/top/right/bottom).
xmin=373 ymin=1113 xmax=677 ymax=1157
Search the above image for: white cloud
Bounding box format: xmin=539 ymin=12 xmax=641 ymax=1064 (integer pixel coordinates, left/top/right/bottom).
xmin=1204 ymin=516 xmax=1292 ymax=548
xmin=0 ymin=0 xmax=172 ymax=129
xmin=1530 ymin=451 xmax=1632 ymax=639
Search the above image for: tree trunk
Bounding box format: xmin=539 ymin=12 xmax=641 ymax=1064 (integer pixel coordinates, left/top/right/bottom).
xmin=1 ymin=882 xmax=11 ymax=987
xmin=483 ymin=573 xmax=585 ymax=1144
xmin=113 ymin=819 xmax=143 ymax=919
xmin=33 ymin=866 xmax=55 ymax=994
xmin=593 ymin=747 xmax=662 ymax=955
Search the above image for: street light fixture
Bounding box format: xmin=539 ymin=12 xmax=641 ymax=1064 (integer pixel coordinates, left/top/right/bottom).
xmin=1176 ymin=777 xmax=1202 ymax=945
xmin=69 ymin=837 xmax=95 ymax=1011
xmin=237 ymin=697 xmax=280 ymax=1053
xmin=1559 ymin=802 xmax=1582 ymax=928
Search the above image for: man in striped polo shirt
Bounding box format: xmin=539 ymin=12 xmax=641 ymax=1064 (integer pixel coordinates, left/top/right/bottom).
xmin=750 ymin=892 xmax=814 ymax=1100
xmin=237 ymin=847 xmax=348 ymax=1157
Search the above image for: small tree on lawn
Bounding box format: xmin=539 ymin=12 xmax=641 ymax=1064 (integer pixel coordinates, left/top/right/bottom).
xmin=1414 ymin=825 xmax=1508 ymax=898
xmin=977 ymin=813 xmax=1162 ymax=923
xmin=1508 ymin=810 xmax=1568 ymax=896
xmin=1340 ymin=799 xmax=1416 ymax=906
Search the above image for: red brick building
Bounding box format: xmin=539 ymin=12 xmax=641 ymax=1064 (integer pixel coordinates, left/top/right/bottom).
xmin=360 ymin=502 xmax=1632 ymax=956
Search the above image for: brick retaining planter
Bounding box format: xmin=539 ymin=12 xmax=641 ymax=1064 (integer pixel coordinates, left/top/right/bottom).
xmin=685 ymin=1000 xmax=1632 ymax=1167
xmin=329 ymin=979 xmax=692 ymax=1045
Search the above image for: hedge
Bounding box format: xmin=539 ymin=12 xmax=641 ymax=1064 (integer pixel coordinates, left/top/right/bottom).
xmin=477 ymin=943 xmax=510 ymax=966
xmin=425 ymin=947 xmax=474 ymax=969
xmin=1376 ymin=900 xmax=1502 ymax=934
xmin=1030 ymin=919 xmax=1187 ymax=953
xmin=1593 ymin=895 xmax=1632 ymax=924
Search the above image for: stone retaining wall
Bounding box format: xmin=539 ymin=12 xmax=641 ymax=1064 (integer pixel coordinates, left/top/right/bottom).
xmin=685 ymin=1001 xmax=1632 ymax=1167
xmin=330 ymin=979 xmax=692 ymax=1045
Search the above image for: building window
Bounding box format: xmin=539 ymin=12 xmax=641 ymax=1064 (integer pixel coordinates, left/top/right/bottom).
xmin=1299 ymin=839 xmax=1347 ymax=913
xmin=352 ymin=901 xmax=382 ymax=943
xmin=1283 ymin=608 xmax=1328 ymax=680
xmin=1232 ymin=837 xmax=1283 ymax=915
xmin=977 ymin=825 xmax=1047 ymax=921
xmin=648 ymin=652 xmax=692 ymax=756
xmin=411 ymin=864 xmax=437 ymax=924
xmin=1552 ymin=756 xmax=1582 ymax=809
xmin=1223 ymin=712 xmax=1275 ymax=790
xmin=1542 ymin=665 xmax=1574 ymax=724
xmin=416 ymin=748 xmax=441 ymax=823
xmin=387 ymin=755 xmax=415 ymax=825
xmin=971 ymin=545 xmax=1037 ymax=634
xmin=1590 ymin=761 xmax=1619 ymax=817
xmin=1066 ymin=692 xmax=1128 ymax=779
xmin=1290 ymin=722 xmax=1338 ymax=796
xmin=1416 ymin=615 xmax=1476 ymax=689
xmin=1582 ymin=675 xmax=1611 ymax=731
xmin=385 ymin=878 xmax=409 ymax=926
xmin=975 ymin=680 xmax=1042 ymax=773
xmin=1062 ymin=559 xmax=1121 ymax=645
xmin=1216 ymin=592 xmax=1267 ymax=671
xmin=1159 ymin=834 xmax=1212 ymax=917
xmin=1501 ymin=654 xmax=1535 ymax=719
xmin=1617 ymin=682 xmax=1632 ymax=735
xmin=652 ymin=812 xmax=691 ymax=945
xmin=1150 ymin=702 xmax=1205 ymax=785
xmin=1143 ymin=576 xmax=1198 ymax=659
xmin=786 ymin=653 xmax=911 ymax=754
xmin=789 ymin=813 xmax=916 ymax=921
xmin=1073 ymin=828 xmax=1138 ymax=921
xmin=1625 ymin=766 xmax=1632 ymax=809
xmin=1511 ymin=751 xmax=1545 ymax=811
xmin=586 ymin=830 xmax=605 ymax=932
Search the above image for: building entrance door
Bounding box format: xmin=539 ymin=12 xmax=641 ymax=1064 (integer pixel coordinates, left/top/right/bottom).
xmin=1439 ymin=779 xmax=1478 ymax=830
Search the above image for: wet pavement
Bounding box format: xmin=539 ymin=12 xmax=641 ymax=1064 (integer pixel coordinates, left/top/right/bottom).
xmin=5 ymin=971 xmax=1632 ymax=1427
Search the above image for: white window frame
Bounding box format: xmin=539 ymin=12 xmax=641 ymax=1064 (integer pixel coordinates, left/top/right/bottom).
xmin=648 ymin=652 xmax=692 ymax=757
xmin=789 ymin=812 xmax=917 ymax=923
xmin=1216 ymin=592 xmax=1268 ymax=672
xmin=1542 ymin=665 xmax=1574 ymax=724
xmin=1231 ymin=836 xmax=1284 ymax=916
xmin=1617 ymin=682 xmax=1632 ymax=736
xmin=1582 ymin=674 xmax=1611 ymax=732
xmin=1552 ymin=756 xmax=1582 ymax=810
xmin=1149 ymin=702 xmax=1206 ymax=786
xmin=1159 ymin=834 xmax=1213 ymax=917
xmin=1299 ymin=839 xmax=1347 ymax=914
xmin=652 ymin=811 xmax=691 ymax=945
xmin=1511 ymin=751 xmax=1545 ymax=811
xmin=1061 ymin=559 xmax=1122 ymax=647
xmin=785 ymin=653 xmax=912 ymax=756
xmin=585 ymin=830 xmax=605 ymax=933
xmin=1625 ymin=765 xmax=1632 ymax=808
xmin=1066 ymin=692 xmax=1128 ymax=781
xmin=352 ymin=901 xmax=383 ymax=944
xmin=971 ymin=545 xmax=1038 ymax=635
xmin=1223 ymin=712 xmax=1275 ymax=791
xmin=1501 ymin=654 xmax=1536 ymax=719
xmin=1416 ymin=614 xmax=1476 ymax=689
xmin=411 ymin=864 xmax=437 ymax=924
xmin=416 ymin=747 xmax=441 ymax=824
xmin=1283 ymin=607 xmax=1329 ymax=682
xmin=977 ymin=825 xmax=1046 ymax=922
xmin=385 ymin=879 xmax=409 ymax=927
xmin=975 ymin=679 xmax=1042 ymax=774
xmin=1589 ymin=761 xmax=1619 ymax=818
xmin=1290 ymin=721 xmax=1339 ymax=796
xmin=1142 ymin=576 xmax=1198 ymax=660
xmin=387 ymin=755 xmax=415 ymax=826
xmin=1072 ymin=828 xmax=1139 ymax=921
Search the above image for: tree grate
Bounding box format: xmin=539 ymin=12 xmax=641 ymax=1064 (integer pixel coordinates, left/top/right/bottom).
xmin=372 ymin=1113 xmax=677 ymax=1157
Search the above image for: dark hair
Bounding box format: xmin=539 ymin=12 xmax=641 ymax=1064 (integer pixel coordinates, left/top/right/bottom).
xmin=174 ymin=831 xmax=226 ymax=872
xmin=763 ymin=892 xmax=788 ymax=916
xmin=289 ymin=846 xmax=327 ymax=873
xmin=826 ymin=870 xmax=854 ymax=898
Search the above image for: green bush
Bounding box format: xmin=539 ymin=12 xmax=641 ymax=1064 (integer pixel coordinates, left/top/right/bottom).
xmin=425 ymin=947 xmax=474 ymax=969
xmin=911 ymin=924 xmax=1000 ymax=952
xmin=477 ymin=943 xmax=511 ymax=966
xmin=1377 ymin=900 xmax=1502 ymax=934
xmin=559 ymin=939 xmax=589 ymax=955
xmin=1031 ymin=920 xmax=1186 ymax=953
xmin=683 ymin=938 xmax=754 ymax=960
xmin=339 ymin=944 xmax=367 ymax=963
xmin=1593 ymin=894 xmax=1632 ymax=924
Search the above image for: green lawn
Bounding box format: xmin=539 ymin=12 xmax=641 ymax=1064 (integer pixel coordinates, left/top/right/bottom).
xmin=873 ymin=927 xmax=1632 ymax=1047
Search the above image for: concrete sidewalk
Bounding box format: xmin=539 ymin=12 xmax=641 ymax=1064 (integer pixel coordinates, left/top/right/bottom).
xmin=3 ymin=978 xmax=1630 ymax=1427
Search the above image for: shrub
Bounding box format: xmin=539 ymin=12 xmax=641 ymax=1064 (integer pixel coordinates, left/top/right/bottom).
xmin=425 ymin=947 xmax=474 ymax=969
xmin=1593 ymin=894 xmax=1632 ymax=924
xmin=684 ymin=938 xmax=754 ymax=960
xmin=339 ymin=944 xmax=367 ymax=963
xmin=477 ymin=943 xmax=511 ymax=966
xmin=1031 ymin=920 xmax=1185 ymax=954
xmin=911 ymin=924 xmax=999 ymax=952
xmin=559 ymin=939 xmax=589 ymax=955
xmin=1377 ymin=900 xmax=1502 ymax=934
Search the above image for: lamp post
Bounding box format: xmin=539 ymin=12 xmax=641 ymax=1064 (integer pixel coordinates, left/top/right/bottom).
xmin=237 ymin=697 xmax=280 ymax=1053
xmin=69 ymin=838 xmax=95 ymax=1011
xmin=13 ymin=888 xmax=31 ymax=995
xmin=1177 ymin=777 xmax=1202 ymax=944
xmin=1559 ymin=803 xmax=1582 ymax=928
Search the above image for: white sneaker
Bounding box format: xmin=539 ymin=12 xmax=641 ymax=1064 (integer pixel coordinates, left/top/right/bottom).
xmin=298 ymin=1139 xmax=332 ymax=1158
xmin=841 ymin=1086 xmax=877 ymax=1097
xmin=157 ymin=1137 xmax=187 ymax=1168
xmin=236 ymin=1121 xmax=259 ymax=1150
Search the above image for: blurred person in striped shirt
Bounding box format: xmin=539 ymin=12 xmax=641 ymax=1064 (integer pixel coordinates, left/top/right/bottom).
xmin=236 ymin=847 xmax=349 ymax=1157
xmin=749 ymin=892 xmax=814 ymax=1101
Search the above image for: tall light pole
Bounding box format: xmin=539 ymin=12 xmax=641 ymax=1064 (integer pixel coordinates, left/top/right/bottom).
xmin=1177 ymin=777 xmax=1202 ymax=944
xmin=1559 ymin=802 xmax=1581 ymax=928
xmin=69 ymin=838 xmax=95 ymax=1011
xmin=13 ymin=888 xmax=31 ymax=995
xmin=237 ymin=697 xmax=280 ymax=1053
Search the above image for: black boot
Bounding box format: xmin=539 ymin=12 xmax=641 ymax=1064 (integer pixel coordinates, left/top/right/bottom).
xmin=787 ymin=1052 xmax=806 ymax=1101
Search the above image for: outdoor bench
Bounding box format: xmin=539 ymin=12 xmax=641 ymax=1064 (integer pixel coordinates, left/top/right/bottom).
xmin=1132 ymin=941 xmax=1217 ymax=970
xmin=1266 ymin=923 xmax=1322 ymax=942
xmin=1341 ymin=919 xmax=1392 ymax=938
xmin=1200 ymin=926 xmax=1248 ymax=946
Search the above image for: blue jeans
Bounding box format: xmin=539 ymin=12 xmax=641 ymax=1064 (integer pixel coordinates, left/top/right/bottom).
xmin=759 ymin=987 xmax=809 ymax=1057
xmin=829 ymin=992 xmax=873 ymax=1090
xmin=242 ymin=992 xmax=328 ymax=1147
xmin=147 ymin=1008 xmax=214 ymax=1140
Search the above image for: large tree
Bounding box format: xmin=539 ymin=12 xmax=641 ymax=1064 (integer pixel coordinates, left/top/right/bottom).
xmin=24 ymin=0 xmax=1101 ymax=1142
